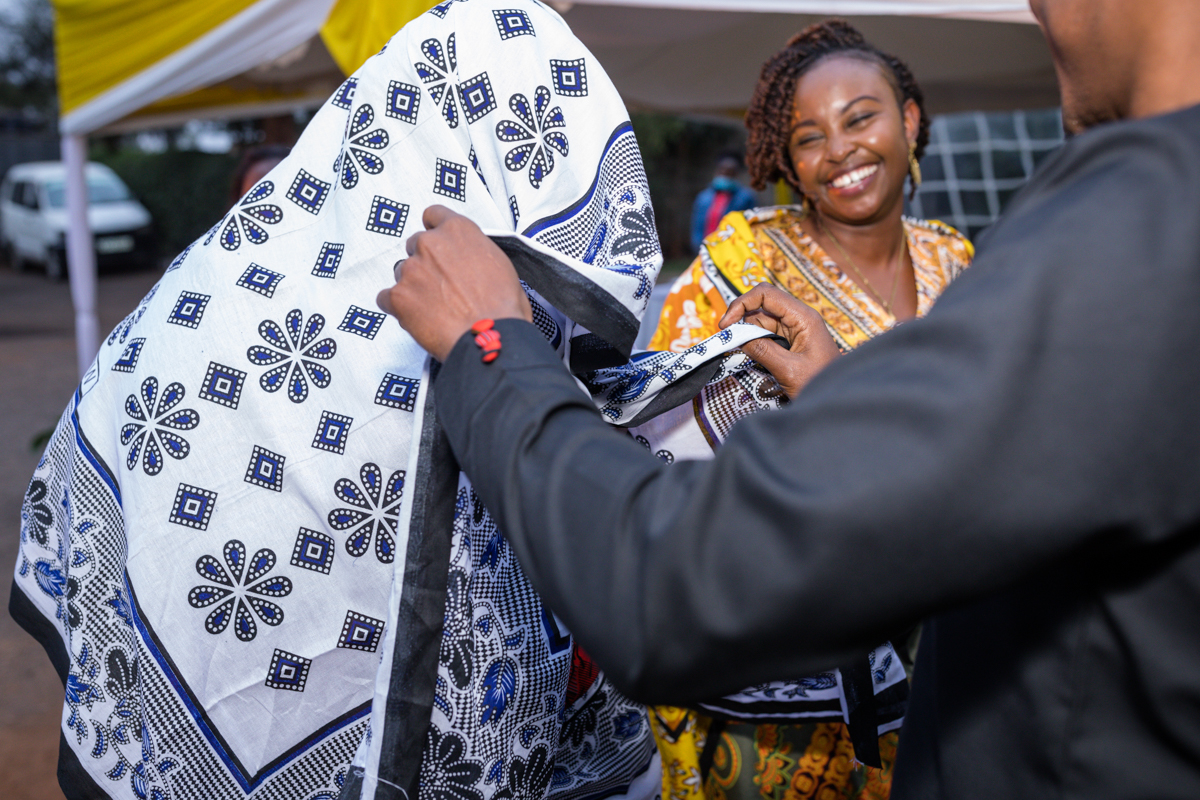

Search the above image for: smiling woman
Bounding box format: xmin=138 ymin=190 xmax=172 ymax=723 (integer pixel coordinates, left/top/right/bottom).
xmin=649 ymin=19 xmax=973 ymax=800
xmin=746 ymin=18 xmax=933 ymax=321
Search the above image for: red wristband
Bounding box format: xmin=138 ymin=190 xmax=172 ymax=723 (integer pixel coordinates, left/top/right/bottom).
xmin=470 ymin=319 xmax=501 ymax=363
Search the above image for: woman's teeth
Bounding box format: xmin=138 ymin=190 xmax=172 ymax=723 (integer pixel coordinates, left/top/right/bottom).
xmin=830 ymin=164 xmax=879 ymax=189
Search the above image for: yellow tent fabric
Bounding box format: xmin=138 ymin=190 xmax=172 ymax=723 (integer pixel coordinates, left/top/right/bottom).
xmin=52 ymin=0 xmax=437 ymax=126
xmin=52 ymin=0 xmax=261 ymax=116
xmin=320 ymin=0 xmax=438 ymax=76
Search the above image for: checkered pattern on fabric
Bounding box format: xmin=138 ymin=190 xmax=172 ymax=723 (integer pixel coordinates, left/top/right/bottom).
xmin=425 ymin=480 xmax=657 ymax=800
xmin=13 ymin=3 xmax=684 ymax=800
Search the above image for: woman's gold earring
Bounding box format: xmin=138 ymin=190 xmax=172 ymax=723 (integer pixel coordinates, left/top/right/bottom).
xmin=908 ymin=144 xmax=922 ymax=189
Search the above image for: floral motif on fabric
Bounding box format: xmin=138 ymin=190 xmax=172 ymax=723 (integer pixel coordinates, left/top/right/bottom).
xmin=334 ymin=104 xmax=389 ymax=189
xmin=87 ymin=636 xmax=181 ymax=800
xmin=427 ymin=483 xmax=656 ymax=800
xmin=496 ymin=87 xmax=568 ymax=188
xmin=441 ymin=569 xmax=474 ymax=688
xmin=187 ymin=540 xmax=293 ymax=642
xmin=606 ymin=194 xmax=657 ymax=301
xmin=30 ymin=530 xmax=88 ymax=631
xmin=415 ymin=35 xmax=460 ymax=128
xmin=120 ymin=377 xmax=200 ymax=476
xmin=493 ymin=743 xmax=554 ymax=800
xmin=247 ymin=309 xmax=337 ymax=403
xmin=22 ymin=478 xmax=54 ymax=546
xmin=214 ymin=180 xmax=284 ymax=251
xmin=419 ymin=727 xmax=484 ymax=800
xmin=326 ymin=463 xmax=405 ymax=563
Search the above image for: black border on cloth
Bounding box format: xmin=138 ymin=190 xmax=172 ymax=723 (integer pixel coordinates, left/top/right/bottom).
xmin=490 ymin=235 xmax=640 ymax=362
xmin=695 ymin=678 xmax=908 ymax=725
xmin=371 ymin=364 xmax=459 ymax=800
xmin=9 ymin=583 xmax=109 ymax=800
xmin=567 ymin=333 xmax=629 ymax=373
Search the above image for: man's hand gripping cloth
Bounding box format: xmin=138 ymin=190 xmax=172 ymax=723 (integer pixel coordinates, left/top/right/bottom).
xmin=585 ymin=354 xmax=911 ymax=769
xmin=8 ymin=4 xmax=765 ymax=800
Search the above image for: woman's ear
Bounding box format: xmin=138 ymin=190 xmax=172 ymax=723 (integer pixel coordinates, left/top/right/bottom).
xmin=902 ymin=98 xmax=921 ymax=148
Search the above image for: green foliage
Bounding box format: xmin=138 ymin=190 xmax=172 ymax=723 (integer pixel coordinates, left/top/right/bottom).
xmin=30 ymin=426 xmax=53 ymax=453
xmin=630 ymin=114 xmax=689 ymax=161
xmin=92 ymin=148 xmax=240 ymax=260
xmin=630 ymin=112 xmax=745 ymax=259
xmin=0 ymin=0 xmax=56 ymax=116
xmin=82 ymin=111 xmax=740 ymax=263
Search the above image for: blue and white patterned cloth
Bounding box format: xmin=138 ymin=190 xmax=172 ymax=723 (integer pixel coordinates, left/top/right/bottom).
xmin=11 ymin=3 xmax=770 ymax=800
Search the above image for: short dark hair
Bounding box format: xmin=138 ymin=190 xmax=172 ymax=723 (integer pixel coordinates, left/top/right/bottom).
xmin=744 ymin=19 xmax=930 ymax=194
xmin=230 ymin=144 xmax=292 ymax=205
xmin=716 ymin=149 xmax=745 ymax=169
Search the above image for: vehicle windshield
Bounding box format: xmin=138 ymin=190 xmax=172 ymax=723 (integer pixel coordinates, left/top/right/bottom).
xmin=45 ymin=176 xmax=133 ymax=208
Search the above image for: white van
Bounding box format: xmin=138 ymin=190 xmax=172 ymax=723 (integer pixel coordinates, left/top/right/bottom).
xmin=0 ymin=161 xmax=155 ymax=280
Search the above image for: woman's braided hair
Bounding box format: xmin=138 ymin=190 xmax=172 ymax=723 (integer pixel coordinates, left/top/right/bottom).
xmin=745 ymin=19 xmax=930 ymax=195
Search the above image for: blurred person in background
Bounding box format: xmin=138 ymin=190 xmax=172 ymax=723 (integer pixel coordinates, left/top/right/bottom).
xmin=690 ymin=151 xmax=757 ymax=252
xmin=649 ymin=20 xmax=973 ymax=800
xmin=228 ymin=143 xmax=291 ymax=206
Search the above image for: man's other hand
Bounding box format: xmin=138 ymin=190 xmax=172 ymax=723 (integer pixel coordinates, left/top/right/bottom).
xmin=377 ymin=205 xmax=532 ymax=361
xmin=718 ymin=284 xmax=841 ymax=400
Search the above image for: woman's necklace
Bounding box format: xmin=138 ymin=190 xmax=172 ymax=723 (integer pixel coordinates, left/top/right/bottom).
xmin=817 ymin=214 xmax=907 ymax=316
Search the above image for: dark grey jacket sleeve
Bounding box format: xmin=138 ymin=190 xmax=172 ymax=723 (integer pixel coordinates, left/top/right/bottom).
xmin=433 ymin=112 xmax=1200 ymax=706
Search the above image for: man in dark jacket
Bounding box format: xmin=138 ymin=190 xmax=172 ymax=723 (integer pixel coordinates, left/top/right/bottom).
xmin=378 ymin=1 xmax=1200 ymax=797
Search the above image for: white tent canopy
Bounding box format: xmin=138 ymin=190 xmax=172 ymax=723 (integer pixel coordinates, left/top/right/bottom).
xmin=56 ymin=0 xmax=1050 ymax=375
xmin=567 ymin=3 xmax=1052 ymax=114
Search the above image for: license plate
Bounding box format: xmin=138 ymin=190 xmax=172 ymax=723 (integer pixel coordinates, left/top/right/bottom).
xmin=96 ymin=235 xmax=134 ymax=254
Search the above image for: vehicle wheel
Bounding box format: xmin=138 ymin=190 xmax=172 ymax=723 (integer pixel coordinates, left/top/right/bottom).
xmin=45 ymin=249 xmax=67 ymax=281
xmin=1 ymin=240 xmax=21 ymax=271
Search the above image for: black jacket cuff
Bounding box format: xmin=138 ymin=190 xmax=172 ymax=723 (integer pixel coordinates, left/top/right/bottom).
xmin=434 ymin=317 xmax=582 ymax=468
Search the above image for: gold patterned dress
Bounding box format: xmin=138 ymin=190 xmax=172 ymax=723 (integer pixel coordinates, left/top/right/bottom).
xmin=647 ymin=206 xmax=973 ymax=800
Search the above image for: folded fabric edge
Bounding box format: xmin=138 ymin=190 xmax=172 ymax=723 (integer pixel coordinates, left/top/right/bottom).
xmin=365 ymin=362 xmax=459 ymax=800
xmin=614 ymin=333 xmax=787 ymax=428
xmin=488 ymin=233 xmax=641 ymax=361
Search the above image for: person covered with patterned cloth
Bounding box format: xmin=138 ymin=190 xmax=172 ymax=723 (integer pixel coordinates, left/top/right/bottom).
xmin=10 ymin=3 xmax=680 ymax=800
xmin=647 ymin=21 xmax=973 ymax=800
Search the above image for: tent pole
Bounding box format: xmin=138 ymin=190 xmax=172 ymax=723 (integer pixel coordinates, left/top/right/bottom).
xmin=61 ymin=133 xmax=100 ymax=377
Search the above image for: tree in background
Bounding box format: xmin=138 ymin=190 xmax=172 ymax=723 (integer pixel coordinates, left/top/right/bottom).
xmin=94 ymin=148 xmax=240 ymax=259
xmin=0 ymin=0 xmax=56 ymax=119
xmin=0 ymin=3 xmax=746 ymax=269
xmin=631 ymin=112 xmax=754 ymax=264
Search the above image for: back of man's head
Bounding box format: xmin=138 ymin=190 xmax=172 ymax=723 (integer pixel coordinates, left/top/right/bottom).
xmin=1030 ymin=0 xmax=1200 ymax=133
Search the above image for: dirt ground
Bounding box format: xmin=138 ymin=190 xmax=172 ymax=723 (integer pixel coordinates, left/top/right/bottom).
xmin=0 ymin=261 xmax=160 ymax=799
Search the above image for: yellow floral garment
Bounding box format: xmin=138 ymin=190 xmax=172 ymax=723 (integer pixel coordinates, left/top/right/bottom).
xmin=650 ymin=206 xmax=973 ymax=354
xmin=648 ymin=206 xmax=973 ymax=800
